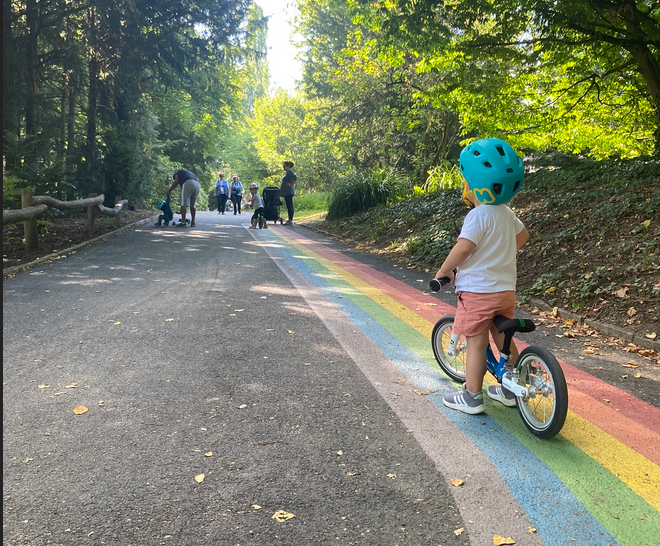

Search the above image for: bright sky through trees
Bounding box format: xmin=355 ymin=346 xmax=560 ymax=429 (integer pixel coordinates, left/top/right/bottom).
xmin=255 ymin=0 xmax=302 ymax=92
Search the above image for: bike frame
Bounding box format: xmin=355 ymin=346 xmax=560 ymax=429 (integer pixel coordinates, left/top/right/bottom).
xmin=486 ymin=345 xmax=527 ymax=398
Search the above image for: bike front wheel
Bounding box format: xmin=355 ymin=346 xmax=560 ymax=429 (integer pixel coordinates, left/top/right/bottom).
xmin=515 ymin=346 xmax=568 ymax=439
xmin=431 ymin=316 xmax=467 ymax=383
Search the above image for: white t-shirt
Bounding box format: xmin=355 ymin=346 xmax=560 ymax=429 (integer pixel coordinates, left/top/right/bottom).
xmin=454 ymin=204 xmax=525 ymax=293
xmin=251 ymin=193 xmax=263 ymax=209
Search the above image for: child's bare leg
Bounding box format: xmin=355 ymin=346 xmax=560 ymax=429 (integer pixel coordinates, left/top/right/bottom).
xmin=465 ymin=332 xmax=489 ymax=394
xmin=489 ymin=326 xmax=519 ymax=364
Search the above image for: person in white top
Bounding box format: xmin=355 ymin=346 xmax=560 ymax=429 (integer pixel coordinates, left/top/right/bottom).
xmin=248 ymin=183 xmax=267 ymax=229
xmin=435 ymin=138 xmax=529 ymax=415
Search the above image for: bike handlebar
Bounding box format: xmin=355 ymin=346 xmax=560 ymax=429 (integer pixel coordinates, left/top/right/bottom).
xmin=429 ymin=277 xmax=450 ymax=292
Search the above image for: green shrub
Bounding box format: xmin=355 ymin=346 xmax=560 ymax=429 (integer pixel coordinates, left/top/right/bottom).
xmin=293 ymin=191 xmax=329 ymax=213
xmin=326 ymin=169 xmax=408 ymax=220
xmin=2 ymin=173 xmax=30 ymax=210
xmin=423 ymin=161 xmax=463 ymax=193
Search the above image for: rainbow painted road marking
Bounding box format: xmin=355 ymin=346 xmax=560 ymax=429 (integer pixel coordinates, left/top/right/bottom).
xmin=257 ymin=226 xmax=660 ymax=546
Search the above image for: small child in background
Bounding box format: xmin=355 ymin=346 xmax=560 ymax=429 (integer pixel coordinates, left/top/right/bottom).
xmin=154 ymin=195 xmax=174 ymax=226
xmin=248 ymin=183 xmax=267 ymax=229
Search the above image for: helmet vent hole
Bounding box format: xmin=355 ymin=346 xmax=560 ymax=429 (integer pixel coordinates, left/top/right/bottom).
xmin=506 ymin=168 xmax=513 ymax=173
xmin=496 ymin=145 xmax=505 ymax=156
xmin=473 ymin=150 xmax=481 ymax=157
xmin=513 ymin=181 xmax=521 ymax=192
xmin=493 ymin=183 xmax=503 ymax=195
xmin=483 ymin=161 xmax=492 ymax=168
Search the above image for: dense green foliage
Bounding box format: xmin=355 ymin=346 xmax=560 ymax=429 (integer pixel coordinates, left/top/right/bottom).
xmin=4 ymin=1 xmax=658 ymax=215
xmin=3 ymin=0 xmax=265 ymax=208
xmin=315 ymin=155 xmax=659 ymax=328
xmin=326 ymin=169 xmax=409 ymax=220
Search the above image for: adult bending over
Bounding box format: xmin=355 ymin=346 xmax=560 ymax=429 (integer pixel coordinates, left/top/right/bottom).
xmin=167 ymin=169 xmax=200 ymax=227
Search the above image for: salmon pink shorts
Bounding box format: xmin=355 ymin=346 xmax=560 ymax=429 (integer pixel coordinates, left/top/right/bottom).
xmin=453 ymin=291 xmax=517 ymax=337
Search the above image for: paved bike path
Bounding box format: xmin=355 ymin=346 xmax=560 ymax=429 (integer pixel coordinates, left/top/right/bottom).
xmin=257 ymin=224 xmax=660 ymax=546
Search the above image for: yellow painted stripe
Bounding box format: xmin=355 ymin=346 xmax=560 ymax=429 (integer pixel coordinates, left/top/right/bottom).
xmin=560 ymin=412 xmax=660 ymax=510
xmin=282 ymin=233 xmax=660 ymax=510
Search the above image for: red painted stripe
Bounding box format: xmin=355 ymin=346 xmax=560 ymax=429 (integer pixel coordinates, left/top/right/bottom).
xmin=283 ymin=231 xmax=660 ymax=439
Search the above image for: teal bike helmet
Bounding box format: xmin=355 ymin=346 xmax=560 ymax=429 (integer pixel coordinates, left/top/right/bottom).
xmin=459 ymin=138 xmax=524 ymax=205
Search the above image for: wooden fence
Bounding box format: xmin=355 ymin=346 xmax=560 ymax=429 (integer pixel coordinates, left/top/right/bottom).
xmin=3 ymin=191 xmax=129 ymax=253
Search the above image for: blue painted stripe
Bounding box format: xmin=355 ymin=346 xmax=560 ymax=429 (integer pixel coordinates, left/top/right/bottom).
xmin=265 ymin=230 xmax=620 ymax=546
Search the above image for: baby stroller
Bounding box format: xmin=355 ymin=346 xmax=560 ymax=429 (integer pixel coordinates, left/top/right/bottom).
xmin=262 ymin=187 xmax=284 ymax=225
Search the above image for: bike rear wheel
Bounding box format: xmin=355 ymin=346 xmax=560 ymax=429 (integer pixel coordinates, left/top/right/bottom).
xmin=431 ymin=316 xmax=467 ymax=383
xmin=515 ymin=346 xmax=568 ymax=439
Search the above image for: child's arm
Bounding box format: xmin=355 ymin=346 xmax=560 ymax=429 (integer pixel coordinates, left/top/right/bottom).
xmin=435 ymin=238 xmax=476 ymax=283
xmin=517 ymin=227 xmax=529 ymax=250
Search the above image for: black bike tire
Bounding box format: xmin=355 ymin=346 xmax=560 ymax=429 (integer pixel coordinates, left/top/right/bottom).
xmin=515 ymin=346 xmax=568 ymax=439
xmin=431 ymin=315 xmax=467 ymax=383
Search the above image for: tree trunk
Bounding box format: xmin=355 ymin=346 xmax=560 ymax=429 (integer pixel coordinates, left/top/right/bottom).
xmin=25 ymin=0 xmax=39 ymax=151
xmin=85 ymin=8 xmax=100 ymax=182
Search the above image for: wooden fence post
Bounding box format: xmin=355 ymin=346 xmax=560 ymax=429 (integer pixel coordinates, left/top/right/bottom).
xmin=87 ymin=193 xmax=97 ymax=237
xmin=114 ymin=195 xmax=122 ymax=228
xmin=21 ymin=190 xmax=38 ymax=254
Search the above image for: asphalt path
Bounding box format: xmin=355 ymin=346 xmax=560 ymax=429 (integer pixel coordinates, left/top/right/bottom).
xmin=3 ymin=211 xmax=659 ymax=546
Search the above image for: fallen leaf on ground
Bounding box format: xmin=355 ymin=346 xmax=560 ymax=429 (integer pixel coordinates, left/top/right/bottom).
xmin=252 ymin=504 xmax=261 ymax=510
xmin=646 ymin=332 xmax=657 ymax=339
xmin=451 ymin=479 xmax=464 ymax=487
xmin=634 ymin=373 xmax=642 ymax=378
xmin=113 ymin=322 xmax=121 ymax=325
xmin=454 ymin=528 xmax=465 ymax=536
xmin=622 ymin=362 xmax=640 ymax=368
xmin=65 ymin=383 xmax=78 ymax=388
xmin=166 ymin=318 xmax=174 ymax=322
xmin=72 ymin=406 xmax=88 ymax=415
xmin=582 ymin=349 xmax=595 ymax=354
xmin=336 ymin=450 xmax=344 ymax=456
xmin=204 ymin=452 xmax=212 ymax=457
xmin=493 ymin=535 xmax=515 ymax=545
xmin=238 ymin=404 xmax=248 ymax=409
xmin=38 ymin=384 xmax=49 ymax=389
xmin=194 ymin=474 xmax=205 ymax=483
xmin=272 ymin=510 xmax=295 ymax=522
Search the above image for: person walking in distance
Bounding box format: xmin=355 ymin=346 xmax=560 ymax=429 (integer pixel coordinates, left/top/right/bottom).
xmin=230 ymin=174 xmax=244 ymax=215
xmin=280 ymin=161 xmax=297 ymax=225
xmin=166 ymin=169 xmax=200 ymax=228
xmin=214 ymin=173 xmax=229 ymax=214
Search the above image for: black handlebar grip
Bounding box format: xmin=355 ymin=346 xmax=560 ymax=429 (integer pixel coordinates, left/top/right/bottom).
xmin=429 ymin=277 xmax=450 ymax=292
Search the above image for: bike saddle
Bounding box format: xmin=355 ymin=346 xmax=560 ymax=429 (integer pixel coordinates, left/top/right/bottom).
xmin=494 ymin=315 xmax=536 ymax=334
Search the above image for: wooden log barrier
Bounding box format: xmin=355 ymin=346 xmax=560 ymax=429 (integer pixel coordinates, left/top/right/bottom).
xmin=22 ymin=191 xmax=39 ymax=254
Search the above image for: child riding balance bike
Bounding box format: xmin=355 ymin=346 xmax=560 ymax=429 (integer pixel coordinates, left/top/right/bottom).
xmin=431 ymin=138 xmax=568 ymax=439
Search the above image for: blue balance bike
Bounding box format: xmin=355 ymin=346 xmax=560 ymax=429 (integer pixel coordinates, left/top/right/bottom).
xmin=430 ymin=278 xmax=568 ymax=439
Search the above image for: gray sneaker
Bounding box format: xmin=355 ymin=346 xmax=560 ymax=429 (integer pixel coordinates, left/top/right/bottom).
xmin=487 ymin=384 xmax=516 ymax=407
xmin=443 ymin=384 xmax=485 ymax=415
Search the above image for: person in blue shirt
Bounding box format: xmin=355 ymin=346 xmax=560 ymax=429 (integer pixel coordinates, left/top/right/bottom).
xmin=229 ymin=174 xmax=244 ymax=215
xmin=214 ymin=173 xmax=229 ymax=215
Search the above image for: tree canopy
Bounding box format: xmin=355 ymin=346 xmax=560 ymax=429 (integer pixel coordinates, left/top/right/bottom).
xmin=4 ymin=0 xmax=658 ymax=210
